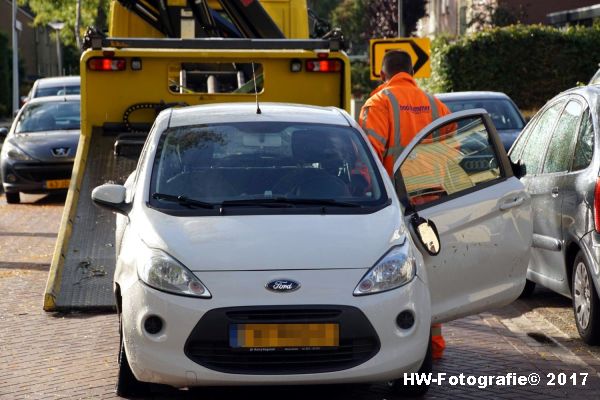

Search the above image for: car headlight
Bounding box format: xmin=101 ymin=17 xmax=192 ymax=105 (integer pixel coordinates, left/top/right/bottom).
xmin=354 ymin=244 xmax=416 ymax=296
xmin=2 ymin=141 xmax=33 ymax=161
xmin=138 ymin=248 xmax=211 ymax=298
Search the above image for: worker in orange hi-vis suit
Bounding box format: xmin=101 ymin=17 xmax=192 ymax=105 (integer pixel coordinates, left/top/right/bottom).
xmin=359 ymin=50 xmax=449 ymax=359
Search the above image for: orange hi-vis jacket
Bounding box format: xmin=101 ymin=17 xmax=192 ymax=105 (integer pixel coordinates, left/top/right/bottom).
xmin=359 ymin=72 xmax=452 ymax=177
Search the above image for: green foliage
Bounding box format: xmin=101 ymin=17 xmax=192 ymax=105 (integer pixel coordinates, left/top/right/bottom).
xmin=350 ymin=60 xmax=378 ymax=99
xmin=421 ymin=24 xmax=600 ymax=110
xmin=331 ymin=0 xmax=368 ymax=54
xmin=19 ymin=0 xmax=109 ymax=47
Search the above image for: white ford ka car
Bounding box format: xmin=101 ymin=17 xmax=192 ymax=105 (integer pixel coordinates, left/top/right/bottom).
xmin=91 ymin=103 xmax=532 ymax=397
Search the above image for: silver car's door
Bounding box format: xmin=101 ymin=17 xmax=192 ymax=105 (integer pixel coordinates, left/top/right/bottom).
xmin=393 ymin=109 xmax=533 ymax=323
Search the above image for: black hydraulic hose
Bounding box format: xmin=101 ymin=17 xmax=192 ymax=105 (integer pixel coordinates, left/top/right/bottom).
xmin=122 ymin=101 xmax=188 ymax=133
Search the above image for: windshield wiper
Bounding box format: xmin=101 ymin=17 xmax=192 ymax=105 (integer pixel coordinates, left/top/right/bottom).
xmin=152 ymin=192 xmax=215 ymax=209
xmin=221 ymin=197 xmax=361 ymax=208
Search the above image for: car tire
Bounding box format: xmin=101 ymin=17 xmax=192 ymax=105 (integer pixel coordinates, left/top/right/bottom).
xmin=387 ymin=334 xmax=432 ymax=397
xmin=572 ymin=251 xmax=600 ymax=345
xmin=519 ymin=279 xmax=536 ymax=298
xmin=115 ymin=318 xmax=150 ymax=398
xmin=5 ymin=192 xmax=20 ymax=204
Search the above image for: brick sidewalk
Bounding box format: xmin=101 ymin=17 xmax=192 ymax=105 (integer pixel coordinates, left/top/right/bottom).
xmin=2 ymin=194 xmax=600 ymax=399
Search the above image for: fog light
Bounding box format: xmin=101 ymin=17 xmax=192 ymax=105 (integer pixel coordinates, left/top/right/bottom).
xmin=144 ymin=315 xmax=163 ymax=334
xmin=6 ymin=174 xmax=16 ymax=183
xmin=396 ymin=310 xmax=415 ymax=330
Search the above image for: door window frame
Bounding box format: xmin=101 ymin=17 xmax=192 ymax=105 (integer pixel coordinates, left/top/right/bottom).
xmin=539 ymin=96 xmax=584 ymax=176
xmin=568 ymin=97 xmax=595 ymax=173
xmin=512 ymin=98 xmax=567 ymax=176
xmin=393 ymin=110 xmax=512 ymax=212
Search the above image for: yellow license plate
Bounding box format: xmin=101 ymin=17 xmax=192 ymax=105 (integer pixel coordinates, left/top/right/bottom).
xmin=45 ymin=179 xmax=70 ymax=189
xmin=230 ymin=323 xmax=339 ymax=348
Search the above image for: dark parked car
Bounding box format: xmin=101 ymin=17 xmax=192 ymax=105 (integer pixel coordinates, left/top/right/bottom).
xmin=508 ymin=85 xmax=600 ymax=344
xmin=437 ymin=91 xmax=525 ymax=151
xmin=0 ymin=95 xmax=80 ymax=204
xmin=22 ymin=76 xmax=80 ymax=105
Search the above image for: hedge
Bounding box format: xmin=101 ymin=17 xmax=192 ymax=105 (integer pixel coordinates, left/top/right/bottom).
xmin=421 ymin=24 xmax=600 ymax=111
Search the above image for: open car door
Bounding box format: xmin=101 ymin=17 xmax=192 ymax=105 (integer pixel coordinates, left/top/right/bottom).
xmin=393 ymin=109 xmax=533 ymax=323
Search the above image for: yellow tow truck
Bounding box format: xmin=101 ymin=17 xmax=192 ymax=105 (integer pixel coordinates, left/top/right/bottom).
xmin=43 ymin=0 xmax=351 ymax=311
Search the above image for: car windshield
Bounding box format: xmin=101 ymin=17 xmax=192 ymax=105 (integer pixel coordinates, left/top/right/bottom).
xmin=15 ymin=101 xmax=80 ymax=133
xmin=35 ymin=85 xmax=80 ymax=98
xmin=444 ymin=98 xmax=524 ymax=130
xmin=150 ymin=122 xmax=386 ymax=210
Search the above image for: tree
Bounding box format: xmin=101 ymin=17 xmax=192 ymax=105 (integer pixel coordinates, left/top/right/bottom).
xmin=19 ymin=0 xmax=110 ymax=48
xmin=331 ymin=0 xmax=368 ymax=54
xmin=367 ymin=0 xmax=428 ymax=38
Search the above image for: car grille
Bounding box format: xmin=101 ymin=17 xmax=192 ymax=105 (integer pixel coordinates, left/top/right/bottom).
xmin=184 ymin=306 xmax=380 ymax=374
xmin=13 ymin=162 xmax=73 ymax=182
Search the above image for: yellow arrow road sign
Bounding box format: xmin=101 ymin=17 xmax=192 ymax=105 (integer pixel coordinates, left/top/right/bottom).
xmin=370 ymin=38 xmax=431 ymax=80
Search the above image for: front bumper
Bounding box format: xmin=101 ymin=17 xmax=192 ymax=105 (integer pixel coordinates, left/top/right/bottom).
xmin=120 ymin=269 xmax=431 ymax=388
xmin=1 ymin=160 xmax=73 ymax=193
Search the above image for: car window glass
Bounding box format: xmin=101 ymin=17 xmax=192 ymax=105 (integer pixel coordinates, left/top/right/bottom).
xmin=543 ymin=100 xmax=583 ymax=174
xmin=444 ymin=99 xmax=524 ymax=130
xmin=572 ymin=109 xmax=594 ymax=171
xmin=35 ymin=85 xmax=80 ymax=98
xmin=519 ymin=101 xmax=565 ymax=175
xmin=509 ymin=115 xmax=537 ymax=162
xmin=150 ymin=122 xmax=385 ymax=209
xmin=398 ymin=116 xmax=503 ymax=208
xmin=15 ymin=101 xmax=80 ymax=133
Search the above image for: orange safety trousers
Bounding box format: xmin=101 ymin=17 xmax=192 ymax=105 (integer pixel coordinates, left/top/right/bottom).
xmin=431 ymin=323 xmax=445 ymax=359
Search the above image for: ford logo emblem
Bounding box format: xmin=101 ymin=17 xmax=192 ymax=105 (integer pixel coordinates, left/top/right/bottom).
xmin=266 ymin=279 xmax=300 ymax=293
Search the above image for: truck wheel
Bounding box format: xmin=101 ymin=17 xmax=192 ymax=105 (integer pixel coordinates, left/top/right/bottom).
xmin=116 ymin=319 xmax=149 ymax=397
xmin=573 ymin=251 xmax=600 ymax=345
xmin=387 ymin=334 xmax=432 ymax=397
xmin=519 ymin=279 xmax=536 ymax=298
xmin=5 ymin=192 xmax=20 ymax=204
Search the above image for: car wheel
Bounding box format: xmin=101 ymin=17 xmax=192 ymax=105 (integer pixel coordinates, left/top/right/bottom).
xmin=387 ymin=334 xmax=432 ymax=397
xmin=5 ymin=192 xmax=20 ymax=204
xmin=115 ymin=317 xmax=150 ymax=398
xmin=572 ymin=251 xmax=600 ymax=345
xmin=519 ymin=279 xmax=536 ymax=298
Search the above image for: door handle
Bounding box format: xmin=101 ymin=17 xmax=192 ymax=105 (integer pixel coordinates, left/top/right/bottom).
xmin=500 ymin=196 xmax=525 ymax=211
xmin=551 ymin=187 xmax=559 ymax=198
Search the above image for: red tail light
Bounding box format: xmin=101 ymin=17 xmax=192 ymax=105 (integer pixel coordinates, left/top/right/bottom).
xmin=595 ymin=177 xmax=600 ymax=233
xmin=87 ymin=57 xmax=126 ymax=71
xmin=305 ymin=59 xmax=342 ymax=73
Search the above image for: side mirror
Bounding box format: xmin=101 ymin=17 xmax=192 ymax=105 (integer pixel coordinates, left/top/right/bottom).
xmin=510 ymin=159 xmax=526 ymax=179
xmin=412 ymin=216 xmax=440 ymax=256
xmin=0 ymin=127 xmax=8 ymax=140
xmin=91 ymin=184 xmax=130 ymax=214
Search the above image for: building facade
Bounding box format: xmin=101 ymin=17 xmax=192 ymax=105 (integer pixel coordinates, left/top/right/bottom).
xmin=0 ymin=0 xmax=60 ymax=84
xmin=417 ymin=0 xmax=600 ymax=38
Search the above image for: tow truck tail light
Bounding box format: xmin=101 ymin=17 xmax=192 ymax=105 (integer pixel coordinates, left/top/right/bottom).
xmin=305 ymin=59 xmax=342 ymax=73
xmin=87 ymin=57 xmax=126 ymax=71
xmin=594 ymin=178 xmax=600 ymax=233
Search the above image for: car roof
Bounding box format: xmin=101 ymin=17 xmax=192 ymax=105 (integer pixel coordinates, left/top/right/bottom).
xmin=35 ymin=76 xmax=80 ymax=88
xmin=436 ymin=91 xmax=512 ymax=101
xmin=168 ymin=103 xmax=350 ymax=128
xmin=556 ymin=84 xmax=600 ymax=109
xmin=25 ymin=95 xmax=81 ymax=105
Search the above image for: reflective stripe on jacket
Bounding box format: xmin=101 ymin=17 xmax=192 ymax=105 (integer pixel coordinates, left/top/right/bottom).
xmin=359 ymin=72 xmax=451 ymax=177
